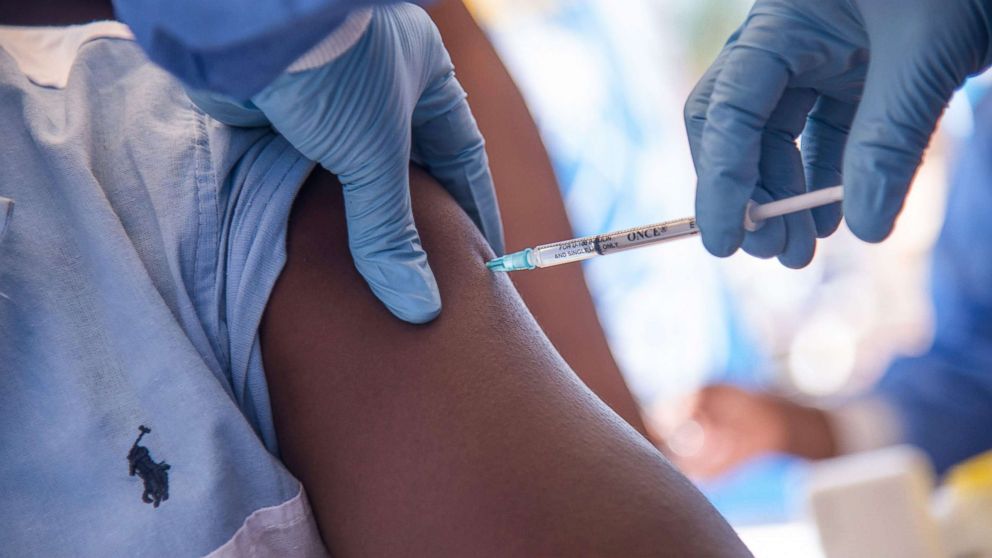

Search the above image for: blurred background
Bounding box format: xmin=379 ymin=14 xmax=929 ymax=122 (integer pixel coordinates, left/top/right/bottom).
xmin=462 ymin=0 xmax=968 ymax=531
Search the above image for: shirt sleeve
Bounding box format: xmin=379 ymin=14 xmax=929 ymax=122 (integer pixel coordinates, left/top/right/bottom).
xmin=112 ymin=0 xmax=428 ymax=100
xmin=868 ymin=93 xmax=992 ymax=474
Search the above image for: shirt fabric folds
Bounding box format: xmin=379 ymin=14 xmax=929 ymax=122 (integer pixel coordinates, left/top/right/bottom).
xmin=0 ymin=22 xmax=327 ymax=556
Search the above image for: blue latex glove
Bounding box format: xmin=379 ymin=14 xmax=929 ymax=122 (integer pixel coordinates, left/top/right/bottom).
xmin=192 ymin=4 xmax=503 ymax=323
xmin=685 ymin=0 xmax=992 ymax=268
xmin=114 ymin=0 xmax=419 ymax=99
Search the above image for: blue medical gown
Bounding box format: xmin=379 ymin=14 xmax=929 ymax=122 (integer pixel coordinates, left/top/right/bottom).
xmin=112 ymin=0 xmax=429 ymax=99
xmin=875 ymin=94 xmax=992 ymax=474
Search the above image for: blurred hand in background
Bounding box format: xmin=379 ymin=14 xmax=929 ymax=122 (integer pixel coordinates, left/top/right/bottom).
xmin=658 ymin=384 xmax=838 ymax=479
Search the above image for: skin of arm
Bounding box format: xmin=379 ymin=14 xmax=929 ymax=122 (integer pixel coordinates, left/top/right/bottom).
xmin=260 ymin=166 xmax=751 ymax=556
xmin=426 ymin=0 xmax=651 ymax=439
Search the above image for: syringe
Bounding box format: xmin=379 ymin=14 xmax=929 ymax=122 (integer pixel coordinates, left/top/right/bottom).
xmin=486 ymin=186 xmax=844 ymax=272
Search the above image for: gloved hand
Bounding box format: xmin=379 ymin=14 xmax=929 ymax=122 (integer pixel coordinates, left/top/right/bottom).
xmin=685 ymin=0 xmax=992 ymax=267
xmin=193 ymin=4 xmax=503 ymax=323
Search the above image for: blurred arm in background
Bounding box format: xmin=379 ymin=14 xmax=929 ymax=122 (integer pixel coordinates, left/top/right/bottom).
xmin=665 ymin=92 xmax=992 ymax=478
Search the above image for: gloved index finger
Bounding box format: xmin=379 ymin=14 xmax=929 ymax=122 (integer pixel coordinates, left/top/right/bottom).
xmin=802 ymin=96 xmax=856 ymax=237
xmin=341 ymin=159 xmax=442 ymax=324
xmin=696 ymin=43 xmax=791 ymax=257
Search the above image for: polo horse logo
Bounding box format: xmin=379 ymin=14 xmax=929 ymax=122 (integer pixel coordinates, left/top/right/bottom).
xmin=127 ymin=425 xmax=171 ymax=507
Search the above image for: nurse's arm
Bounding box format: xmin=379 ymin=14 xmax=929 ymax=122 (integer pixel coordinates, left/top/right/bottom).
xmin=260 ymin=166 xmax=750 ymax=556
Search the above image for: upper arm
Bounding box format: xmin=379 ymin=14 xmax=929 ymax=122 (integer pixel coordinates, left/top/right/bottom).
xmin=259 ymin=166 xmax=748 ymax=556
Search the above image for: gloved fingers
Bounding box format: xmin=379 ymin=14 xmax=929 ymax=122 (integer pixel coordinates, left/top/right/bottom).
xmin=842 ymin=51 xmax=959 ymax=242
xmin=342 ymin=159 xmax=442 ymax=324
xmin=412 ymin=73 xmax=505 ymax=256
xmin=251 ymin=61 xmax=442 ymax=324
xmin=244 ymin=3 xmax=450 ymax=324
xmin=686 ymin=39 xmax=812 ymax=266
xmin=697 ymin=42 xmax=792 ymax=258
xmin=777 ymin=210 xmax=817 ymax=269
xmin=741 ymin=188 xmax=820 ymax=269
xmin=741 ymin=88 xmax=818 ymax=266
xmin=802 ymin=96 xmax=856 ymax=237
xmin=766 ymin=88 xmax=818 ymax=269
xmin=740 ymin=188 xmax=785 ymax=258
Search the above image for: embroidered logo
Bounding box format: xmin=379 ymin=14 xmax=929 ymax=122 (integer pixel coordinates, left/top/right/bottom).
xmin=127 ymin=425 xmax=171 ymax=508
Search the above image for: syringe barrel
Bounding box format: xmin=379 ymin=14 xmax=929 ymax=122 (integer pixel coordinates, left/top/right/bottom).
xmin=530 ymin=217 xmax=698 ymax=268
